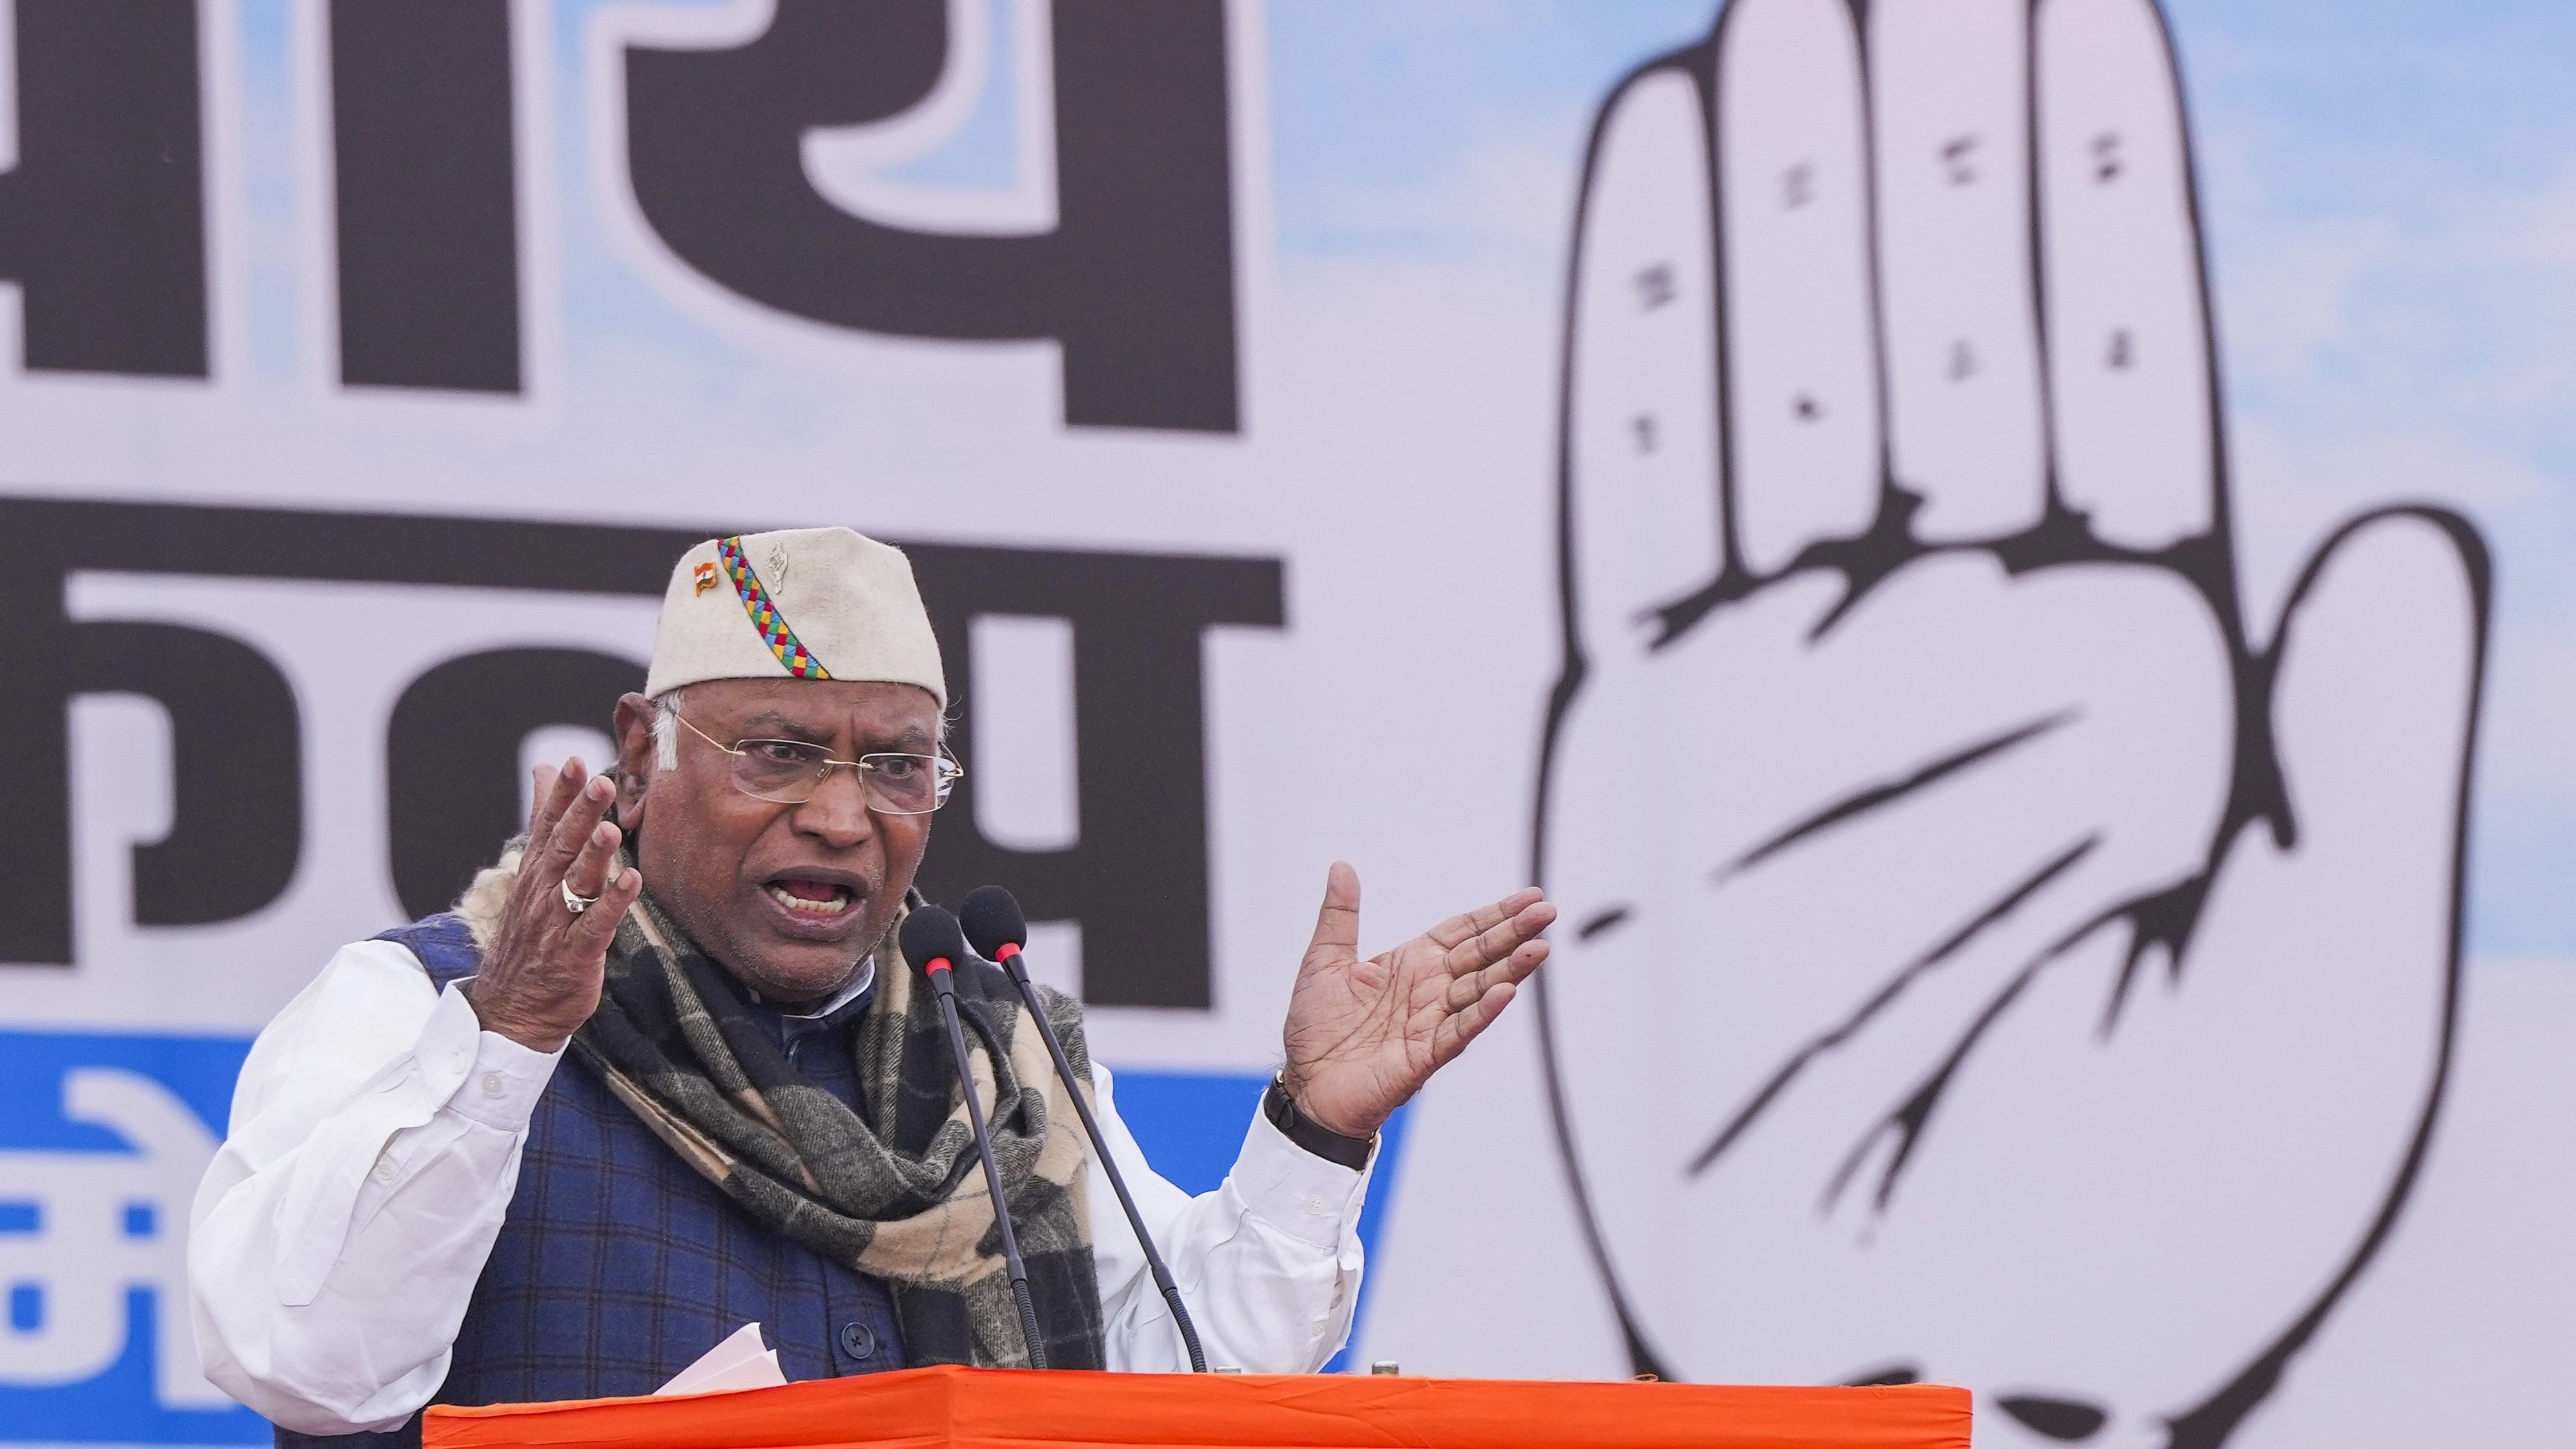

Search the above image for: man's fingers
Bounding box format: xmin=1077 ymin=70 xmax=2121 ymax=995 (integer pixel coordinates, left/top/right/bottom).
xmin=1426 ymin=887 xmax=1547 ymax=951
xmin=1442 ymin=898 xmax=1556 ymax=974
xmin=527 ymin=759 xmax=586 ymax=848
xmin=541 ymin=773 xmax=618 ymax=878
xmin=1867 ymin=0 xmax=2047 ymax=542
xmin=1447 ymin=940 xmax=1548 ymax=1013
xmin=1566 ymin=59 xmax=1724 ymax=664
xmin=562 ymin=817 xmax=624 ymax=902
xmin=566 ymin=863 xmax=644 ymax=953
xmin=1304 ymin=861 xmax=1364 ymax=962
xmin=2036 ymin=0 xmax=2213 ymax=550
xmin=527 ymin=764 xmax=559 ymax=836
xmin=1433 ymin=981 xmax=1520 ymax=1067
xmin=1718 ymin=0 xmax=1881 ymax=575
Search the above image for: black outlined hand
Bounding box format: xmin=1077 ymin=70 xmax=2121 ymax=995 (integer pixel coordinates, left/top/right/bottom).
xmin=1533 ymin=2 xmax=2489 ymax=1444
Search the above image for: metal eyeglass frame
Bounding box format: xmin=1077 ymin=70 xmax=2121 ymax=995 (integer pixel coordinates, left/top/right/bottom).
xmin=673 ymin=710 xmax=963 ymax=814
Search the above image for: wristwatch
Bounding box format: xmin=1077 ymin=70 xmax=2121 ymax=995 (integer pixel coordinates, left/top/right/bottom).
xmin=1263 ymin=1073 xmax=1375 ymax=1169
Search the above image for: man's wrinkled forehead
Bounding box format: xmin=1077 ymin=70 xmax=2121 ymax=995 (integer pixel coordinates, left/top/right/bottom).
xmin=698 ymin=678 xmax=943 ymax=750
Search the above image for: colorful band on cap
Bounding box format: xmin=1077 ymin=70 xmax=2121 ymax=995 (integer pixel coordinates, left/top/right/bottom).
xmin=717 ymin=536 xmax=833 ymax=680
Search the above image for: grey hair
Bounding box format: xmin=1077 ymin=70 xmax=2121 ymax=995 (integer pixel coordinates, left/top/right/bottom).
xmin=649 ymin=688 xmax=688 ymax=771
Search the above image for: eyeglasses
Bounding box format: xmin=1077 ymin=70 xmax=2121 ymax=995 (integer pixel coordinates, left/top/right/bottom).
xmin=675 ymin=712 xmax=963 ymax=814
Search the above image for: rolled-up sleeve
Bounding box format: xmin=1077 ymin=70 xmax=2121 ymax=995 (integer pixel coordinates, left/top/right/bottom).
xmin=1087 ymin=1065 xmax=1372 ymax=1374
xmin=189 ymin=941 xmax=560 ymax=1434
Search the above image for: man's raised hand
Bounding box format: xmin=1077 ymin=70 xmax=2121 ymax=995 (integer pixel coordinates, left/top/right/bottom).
xmin=1280 ymin=862 xmax=1555 ymax=1141
xmin=466 ymin=761 xmax=646 ymax=1053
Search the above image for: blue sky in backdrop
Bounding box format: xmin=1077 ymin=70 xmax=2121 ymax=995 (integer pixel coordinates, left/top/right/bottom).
xmin=224 ymin=0 xmax=2576 ymax=960
xmin=2160 ymin=0 xmax=2576 ymax=959
xmin=1262 ymin=0 xmax=2576 ymax=961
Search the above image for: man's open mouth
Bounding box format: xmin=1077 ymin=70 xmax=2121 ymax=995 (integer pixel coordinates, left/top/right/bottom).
xmin=764 ymin=876 xmax=857 ymax=917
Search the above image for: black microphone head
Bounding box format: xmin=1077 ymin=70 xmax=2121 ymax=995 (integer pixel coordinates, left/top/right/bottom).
xmin=899 ymin=905 xmax=969 ymax=976
xmin=958 ymin=885 xmax=1028 ymax=961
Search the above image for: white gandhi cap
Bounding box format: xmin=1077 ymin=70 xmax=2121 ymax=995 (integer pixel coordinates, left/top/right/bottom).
xmin=643 ymin=527 xmax=947 ymax=708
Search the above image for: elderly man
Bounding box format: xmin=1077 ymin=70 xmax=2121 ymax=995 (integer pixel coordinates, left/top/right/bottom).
xmin=190 ymin=528 xmax=1553 ymax=1443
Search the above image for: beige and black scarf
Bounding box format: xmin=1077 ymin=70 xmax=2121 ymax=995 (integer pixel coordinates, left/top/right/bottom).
xmin=460 ymin=850 xmax=1107 ymax=1370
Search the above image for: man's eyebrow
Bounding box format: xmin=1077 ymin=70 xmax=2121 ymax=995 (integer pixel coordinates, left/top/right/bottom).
xmin=739 ymin=712 xmax=935 ymax=751
xmin=739 ymin=710 xmax=831 ymax=743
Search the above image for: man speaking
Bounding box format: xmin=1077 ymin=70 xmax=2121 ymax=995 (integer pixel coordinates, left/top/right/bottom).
xmin=189 ymin=528 xmax=1555 ymax=1440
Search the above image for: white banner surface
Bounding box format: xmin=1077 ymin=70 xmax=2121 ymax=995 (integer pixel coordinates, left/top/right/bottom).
xmin=1 ymin=3 xmax=2570 ymax=1445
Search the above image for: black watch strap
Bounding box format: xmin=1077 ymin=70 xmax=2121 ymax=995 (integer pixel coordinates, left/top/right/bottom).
xmin=1263 ymin=1076 xmax=1374 ymax=1170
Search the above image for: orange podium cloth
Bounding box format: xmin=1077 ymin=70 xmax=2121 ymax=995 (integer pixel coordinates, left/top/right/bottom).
xmin=423 ymin=1364 xmax=1969 ymax=1449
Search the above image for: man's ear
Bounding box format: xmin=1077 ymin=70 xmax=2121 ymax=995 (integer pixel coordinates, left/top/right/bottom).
xmin=611 ymin=692 xmax=657 ymax=830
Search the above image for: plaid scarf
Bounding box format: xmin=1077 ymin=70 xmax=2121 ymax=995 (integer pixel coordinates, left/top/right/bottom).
xmin=460 ymin=848 xmax=1107 ymax=1370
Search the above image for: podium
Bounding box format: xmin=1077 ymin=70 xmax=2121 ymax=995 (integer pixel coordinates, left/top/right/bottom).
xmin=422 ymin=1364 xmax=1969 ymax=1449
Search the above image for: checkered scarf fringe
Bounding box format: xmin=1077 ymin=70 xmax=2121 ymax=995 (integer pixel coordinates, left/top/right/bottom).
xmin=460 ymin=846 xmax=1107 ymax=1370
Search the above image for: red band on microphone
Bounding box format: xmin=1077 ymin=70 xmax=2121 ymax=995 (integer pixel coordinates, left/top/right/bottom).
xmin=924 ymin=958 xmax=954 ymax=976
xmin=994 ymin=943 xmax=1021 ymax=963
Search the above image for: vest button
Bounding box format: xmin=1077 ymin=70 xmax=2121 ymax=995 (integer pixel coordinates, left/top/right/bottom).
xmin=838 ymin=1321 xmax=876 ymax=1361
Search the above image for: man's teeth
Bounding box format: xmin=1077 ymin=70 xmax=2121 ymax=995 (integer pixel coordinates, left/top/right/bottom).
xmin=766 ymin=884 xmax=852 ymax=916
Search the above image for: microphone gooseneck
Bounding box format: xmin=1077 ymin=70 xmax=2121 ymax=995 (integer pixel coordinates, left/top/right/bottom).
xmin=959 ymin=885 xmax=1211 ymax=1374
xmin=898 ymin=905 xmax=1048 ymax=1370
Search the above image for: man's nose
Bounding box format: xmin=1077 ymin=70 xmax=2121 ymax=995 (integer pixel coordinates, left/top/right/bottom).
xmin=790 ymin=765 xmax=877 ymax=847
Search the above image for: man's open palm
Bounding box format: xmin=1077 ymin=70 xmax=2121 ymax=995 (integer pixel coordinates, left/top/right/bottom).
xmin=1283 ymin=863 xmax=1553 ymax=1140
xmin=1534 ymin=1 xmax=2487 ymax=1444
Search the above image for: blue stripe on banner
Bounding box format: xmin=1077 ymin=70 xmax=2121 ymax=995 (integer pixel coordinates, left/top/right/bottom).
xmin=0 ymin=1031 xmax=248 ymax=1151
xmin=1104 ymin=1070 xmax=1413 ymax=1374
xmin=0 ymin=1292 xmax=269 ymax=1443
xmin=0 ymin=1029 xmax=268 ymax=1442
xmin=0 ymin=1036 xmax=1415 ymax=1445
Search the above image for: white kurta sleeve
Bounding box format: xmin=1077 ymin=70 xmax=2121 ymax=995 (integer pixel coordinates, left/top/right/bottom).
xmin=188 ymin=941 xmax=562 ymax=1435
xmin=1085 ymin=1065 xmax=1373 ymax=1374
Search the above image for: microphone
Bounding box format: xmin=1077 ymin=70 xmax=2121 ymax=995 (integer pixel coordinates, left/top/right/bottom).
xmin=959 ymin=885 xmax=1209 ymax=1374
xmin=898 ymin=905 xmax=1048 ymax=1370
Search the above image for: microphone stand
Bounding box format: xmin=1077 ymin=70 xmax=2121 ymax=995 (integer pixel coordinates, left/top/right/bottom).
xmin=911 ymin=912 xmax=1049 ymax=1369
xmin=964 ymin=890 xmax=1209 ymax=1373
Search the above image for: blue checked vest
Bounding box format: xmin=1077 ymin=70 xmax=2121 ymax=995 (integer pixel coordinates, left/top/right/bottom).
xmin=271 ymin=914 xmax=910 ymax=1448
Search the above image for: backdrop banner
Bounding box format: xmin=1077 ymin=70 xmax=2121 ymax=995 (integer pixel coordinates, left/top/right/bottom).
xmin=2 ymin=3 xmax=2570 ymax=1447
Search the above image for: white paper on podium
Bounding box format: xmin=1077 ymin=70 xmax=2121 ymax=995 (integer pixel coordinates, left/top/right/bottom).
xmin=654 ymin=1322 xmax=788 ymax=1397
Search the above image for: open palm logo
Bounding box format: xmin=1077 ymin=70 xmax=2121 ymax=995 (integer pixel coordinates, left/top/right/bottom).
xmin=1531 ymin=0 xmax=2489 ymax=1444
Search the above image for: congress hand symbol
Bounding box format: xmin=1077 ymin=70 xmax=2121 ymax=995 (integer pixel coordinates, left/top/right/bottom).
xmin=1533 ymin=2 xmax=2488 ymax=1444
